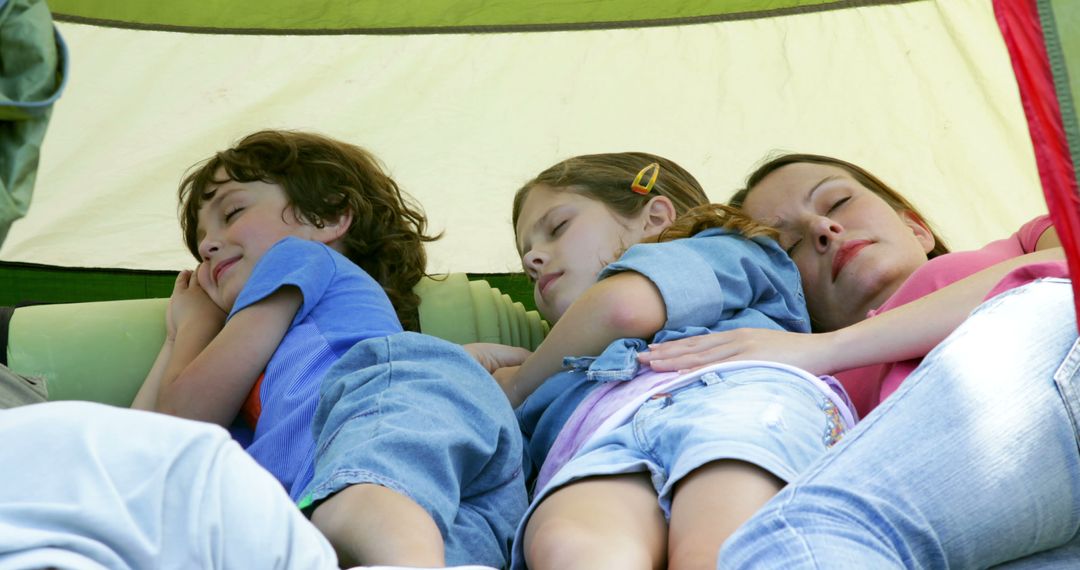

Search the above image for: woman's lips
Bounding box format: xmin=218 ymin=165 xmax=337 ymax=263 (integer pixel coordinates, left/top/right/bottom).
xmin=832 ymin=240 xmax=870 ymax=281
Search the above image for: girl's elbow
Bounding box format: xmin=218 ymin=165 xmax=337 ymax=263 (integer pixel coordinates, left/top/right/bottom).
xmin=602 ymin=298 xmax=664 ymax=338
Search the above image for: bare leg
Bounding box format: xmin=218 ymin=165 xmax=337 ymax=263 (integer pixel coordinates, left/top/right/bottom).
xmin=668 ymin=460 xmax=783 ymax=570
xmin=311 ymin=483 xmax=445 ymax=568
xmin=523 ymin=474 xmax=667 ymax=570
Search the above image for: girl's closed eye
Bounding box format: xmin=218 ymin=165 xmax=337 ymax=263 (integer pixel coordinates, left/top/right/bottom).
xmin=785 ymin=239 xmax=802 ymax=255
xmin=551 ymin=219 xmax=567 ymax=237
xmin=224 ymin=206 xmax=244 ymax=222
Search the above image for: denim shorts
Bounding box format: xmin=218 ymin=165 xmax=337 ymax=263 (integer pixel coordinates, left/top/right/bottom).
xmin=298 ymin=332 xmax=527 ymax=569
xmin=510 ymin=364 xmax=844 ymax=569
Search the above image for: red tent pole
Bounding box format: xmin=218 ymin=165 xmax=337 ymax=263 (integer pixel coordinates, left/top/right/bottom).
xmin=994 ymin=0 xmax=1080 ymax=330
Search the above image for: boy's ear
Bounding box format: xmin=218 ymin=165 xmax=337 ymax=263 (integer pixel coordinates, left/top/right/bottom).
xmin=901 ymin=210 xmax=936 ymax=254
xmin=641 ymin=196 xmax=677 ymax=239
xmin=315 ymin=210 xmax=354 ymax=250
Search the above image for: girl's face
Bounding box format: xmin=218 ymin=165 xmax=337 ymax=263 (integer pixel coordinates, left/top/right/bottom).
xmin=742 ymin=162 xmax=935 ymax=331
xmin=515 ymin=184 xmax=649 ymax=323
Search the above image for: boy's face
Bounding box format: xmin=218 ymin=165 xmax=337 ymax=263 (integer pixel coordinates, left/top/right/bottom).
xmin=194 ymin=168 xmax=320 ymax=311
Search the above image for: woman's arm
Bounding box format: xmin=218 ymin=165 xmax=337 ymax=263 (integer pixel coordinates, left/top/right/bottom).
xmin=821 ymin=246 xmax=1063 ymax=371
xmin=642 ymin=247 xmax=1065 ymax=375
xmin=1037 ymin=226 xmax=1061 ymax=250
xmin=500 ymin=271 xmax=666 ymax=407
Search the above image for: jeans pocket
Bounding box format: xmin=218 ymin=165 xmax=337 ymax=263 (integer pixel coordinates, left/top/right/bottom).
xmin=1054 ymin=337 xmax=1080 ymax=449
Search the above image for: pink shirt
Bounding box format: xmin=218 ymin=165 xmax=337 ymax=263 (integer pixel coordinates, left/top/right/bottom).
xmin=837 ymin=215 xmax=1064 ymax=417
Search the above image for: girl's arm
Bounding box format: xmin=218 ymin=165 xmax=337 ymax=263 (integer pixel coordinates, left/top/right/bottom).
xmin=153 ymin=269 xmax=301 ymax=426
xmin=462 ymin=342 xmax=532 ymax=373
xmin=642 ymin=246 xmax=1064 ymax=375
xmin=501 ymin=271 xmax=666 ymax=407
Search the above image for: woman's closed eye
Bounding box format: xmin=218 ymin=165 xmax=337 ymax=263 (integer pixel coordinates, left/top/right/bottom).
xmin=785 ymin=239 xmax=802 ymax=256
xmin=828 ymin=196 xmax=850 ymax=213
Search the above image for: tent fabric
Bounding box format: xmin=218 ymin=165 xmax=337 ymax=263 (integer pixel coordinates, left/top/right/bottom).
xmin=0 ymin=0 xmax=1050 ymax=275
xmin=0 ymin=0 xmax=66 ymax=247
xmin=994 ymin=0 xmax=1080 ymax=326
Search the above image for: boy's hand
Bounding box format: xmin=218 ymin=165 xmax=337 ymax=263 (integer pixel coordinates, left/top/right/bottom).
xmin=463 ymin=342 xmax=532 ymax=373
xmin=168 ymin=266 xmax=226 ymax=339
xmin=639 ymin=328 xmax=839 ymax=377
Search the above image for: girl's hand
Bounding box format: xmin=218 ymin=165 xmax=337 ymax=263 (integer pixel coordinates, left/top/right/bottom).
xmin=639 ymin=328 xmax=840 ymax=377
xmin=168 ymin=266 xmax=226 ymax=339
xmin=463 ymin=343 xmax=532 ymax=373
xmin=493 ymin=365 xmax=522 ymax=399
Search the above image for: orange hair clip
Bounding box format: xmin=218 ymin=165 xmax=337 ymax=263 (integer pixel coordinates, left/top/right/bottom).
xmin=631 ymin=162 xmax=660 ymax=195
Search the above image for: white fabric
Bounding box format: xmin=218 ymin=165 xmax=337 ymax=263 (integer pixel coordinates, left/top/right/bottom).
xmin=0 ymin=401 xmax=337 ymax=570
xmin=0 ymin=0 xmax=1045 ymax=272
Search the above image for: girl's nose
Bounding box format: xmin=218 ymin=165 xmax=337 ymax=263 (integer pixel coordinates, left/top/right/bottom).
xmin=522 ymin=248 xmax=547 ymax=277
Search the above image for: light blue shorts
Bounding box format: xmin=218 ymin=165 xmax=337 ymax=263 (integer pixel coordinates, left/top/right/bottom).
xmin=299 ymin=332 xmax=528 ymax=569
xmin=511 ymin=364 xmax=845 ymax=569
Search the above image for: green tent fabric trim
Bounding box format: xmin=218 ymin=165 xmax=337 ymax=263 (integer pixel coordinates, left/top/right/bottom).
xmin=0 ymin=264 xmax=177 ymax=307
xmin=0 ymin=0 xmax=66 ymax=247
xmin=0 ymin=262 xmax=537 ymax=312
xmin=48 ymin=0 xmax=923 ymax=35
xmin=1039 ymin=0 xmax=1080 ymax=179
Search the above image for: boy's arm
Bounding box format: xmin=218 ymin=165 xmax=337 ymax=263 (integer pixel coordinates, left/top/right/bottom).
xmin=643 ymin=247 xmax=1065 ymax=375
xmin=157 ymin=287 xmax=301 ymax=426
xmin=501 ymin=271 xmax=665 ymax=407
xmin=133 ymin=270 xmax=200 ymax=410
xmin=131 ymin=339 xmax=173 ymax=410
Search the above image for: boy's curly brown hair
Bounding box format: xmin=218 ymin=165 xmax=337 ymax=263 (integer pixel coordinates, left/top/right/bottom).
xmin=179 ymin=130 xmax=439 ymax=331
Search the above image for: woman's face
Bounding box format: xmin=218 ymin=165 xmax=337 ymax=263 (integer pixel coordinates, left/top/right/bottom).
xmin=742 ymin=162 xmax=935 ymax=331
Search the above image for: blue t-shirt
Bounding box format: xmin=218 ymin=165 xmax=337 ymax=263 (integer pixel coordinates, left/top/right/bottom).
xmin=515 ymin=228 xmax=809 ymax=481
xmin=229 ymin=237 xmax=402 ymax=499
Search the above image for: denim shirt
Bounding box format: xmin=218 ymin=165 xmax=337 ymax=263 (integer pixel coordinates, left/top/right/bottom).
xmin=515 ymin=228 xmax=809 ymax=484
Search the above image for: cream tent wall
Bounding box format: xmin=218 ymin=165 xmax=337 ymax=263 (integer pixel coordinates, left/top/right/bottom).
xmin=0 ymin=0 xmax=1050 ymax=298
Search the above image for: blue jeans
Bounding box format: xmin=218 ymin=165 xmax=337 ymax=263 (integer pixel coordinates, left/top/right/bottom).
xmin=0 ymin=402 xmax=336 ymax=569
xmin=299 ymin=332 xmax=527 ymax=569
xmin=718 ymin=278 xmax=1080 ymax=568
